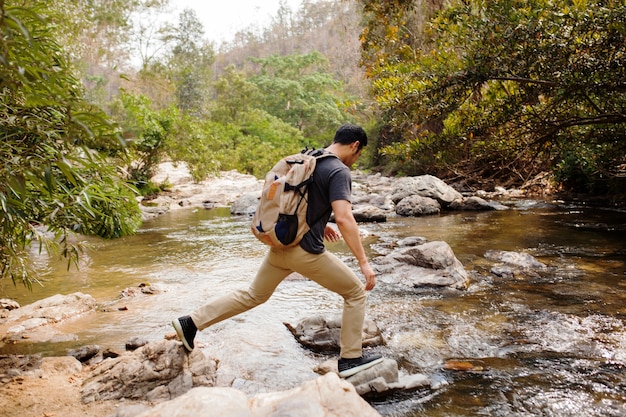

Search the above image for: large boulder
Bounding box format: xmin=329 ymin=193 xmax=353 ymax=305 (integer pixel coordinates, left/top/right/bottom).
xmin=391 ymin=175 xmax=462 ymax=207
xmin=136 ymin=373 xmax=382 ymax=417
xmin=395 ymin=195 xmax=441 ymax=217
xmin=374 ymin=240 xmax=469 ymax=290
xmin=81 ymin=340 xmax=217 ymax=403
xmin=249 ymin=372 xmax=381 ymax=417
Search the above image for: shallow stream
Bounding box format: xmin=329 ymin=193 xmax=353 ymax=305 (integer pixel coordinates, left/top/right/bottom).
xmin=1 ymin=199 xmax=625 ymax=416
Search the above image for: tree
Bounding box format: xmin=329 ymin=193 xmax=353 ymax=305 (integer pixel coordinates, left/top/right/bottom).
xmin=360 ymin=0 xmax=626 ymax=192
xmin=166 ymin=8 xmax=214 ymax=116
xmin=0 ymin=3 xmax=142 ymax=287
xmin=249 ymin=51 xmax=345 ymax=141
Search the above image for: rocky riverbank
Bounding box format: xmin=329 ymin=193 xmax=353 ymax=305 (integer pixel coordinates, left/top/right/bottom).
xmin=0 ymin=162 xmax=554 ymax=417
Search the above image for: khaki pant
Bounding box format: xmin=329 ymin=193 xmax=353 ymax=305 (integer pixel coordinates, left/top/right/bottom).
xmin=190 ymin=245 xmax=367 ymax=359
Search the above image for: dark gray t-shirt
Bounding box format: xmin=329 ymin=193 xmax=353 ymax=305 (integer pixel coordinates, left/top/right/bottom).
xmin=300 ymin=154 xmax=352 ymax=254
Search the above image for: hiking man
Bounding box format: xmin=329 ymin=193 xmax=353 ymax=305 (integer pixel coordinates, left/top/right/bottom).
xmin=172 ymin=124 xmax=383 ymax=377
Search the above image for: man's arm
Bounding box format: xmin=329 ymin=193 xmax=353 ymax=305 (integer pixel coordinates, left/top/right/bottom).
xmin=331 ymin=199 xmax=376 ymax=290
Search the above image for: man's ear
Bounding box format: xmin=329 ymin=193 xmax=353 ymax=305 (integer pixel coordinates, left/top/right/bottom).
xmin=352 ymin=141 xmax=360 ymax=152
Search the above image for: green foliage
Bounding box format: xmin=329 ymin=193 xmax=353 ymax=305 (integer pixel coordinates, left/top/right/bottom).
xmin=361 ymin=0 xmax=626 ymax=192
xmin=166 ymin=117 xmax=235 ymax=182
xmin=114 ymin=90 xmax=177 ymax=187
xmin=0 ymin=3 xmax=142 ymax=287
xmin=249 ymin=52 xmax=345 ymax=141
xmin=167 ymin=8 xmax=214 ymax=116
xmin=230 ymin=109 xmax=306 ymax=177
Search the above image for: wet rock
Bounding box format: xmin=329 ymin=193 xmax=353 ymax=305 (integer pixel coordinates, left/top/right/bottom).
xmin=485 ymin=250 xmax=547 ymax=270
xmin=391 ymin=175 xmax=463 ymax=207
xmin=443 ymin=359 xmax=484 ymax=372
xmin=0 ymin=293 xmax=97 ymax=344
xmin=120 ymin=284 xmax=163 ymax=298
xmin=230 ymin=192 xmax=260 ymax=216
xmin=125 ymin=337 xmax=149 ymax=351
xmin=68 ymin=345 xmax=101 ymax=363
xmin=352 ymin=205 xmax=388 ymax=222
xmin=395 ymin=195 xmax=441 ymax=217
xmin=449 ymin=196 xmax=508 ymax=211
xmin=103 ymin=348 xmax=121 ymax=359
xmin=314 ymin=357 xmax=431 ymax=397
xmin=284 ymin=316 xmax=384 ymax=353
xmin=0 ymin=299 xmax=20 ymax=311
xmin=81 ymin=340 xmax=217 ymax=403
xmin=374 ymin=241 xmax=469 ymax=290
xmin=485 ymin=250 xmax=547 ymax=279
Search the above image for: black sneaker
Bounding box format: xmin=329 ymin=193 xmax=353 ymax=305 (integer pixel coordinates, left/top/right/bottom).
xmin=172 ymin=315 xmax=197 ymax=351
xmin=338 ymin=354 xmax=384 ymax=378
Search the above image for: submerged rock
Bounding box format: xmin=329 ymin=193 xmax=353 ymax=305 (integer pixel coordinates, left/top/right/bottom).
xmin=284 ymin=316 xmax=384 ymax=353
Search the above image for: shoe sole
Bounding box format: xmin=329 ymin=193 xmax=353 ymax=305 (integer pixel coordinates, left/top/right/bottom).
xmin=338 ymin=357 xmax=384 ymax=378
xmin=171 ymin=319 xmax=193 ymax=352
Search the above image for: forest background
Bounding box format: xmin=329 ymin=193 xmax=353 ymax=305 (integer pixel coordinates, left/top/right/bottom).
xmin=1 ymin=0 xmax=625 ymax=287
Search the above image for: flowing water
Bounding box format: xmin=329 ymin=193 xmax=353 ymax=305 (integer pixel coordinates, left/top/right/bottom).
xmin=1 ymin=200 xmax=625 ymax=416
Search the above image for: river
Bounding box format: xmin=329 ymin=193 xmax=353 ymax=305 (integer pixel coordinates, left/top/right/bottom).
xmin=1 ymin=198 xmax=625 ymax=416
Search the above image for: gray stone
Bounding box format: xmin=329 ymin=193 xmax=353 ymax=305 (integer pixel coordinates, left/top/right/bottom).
xmin=81 ymin=340 xmax=217 ymax=403
xmin=396 ymin=195 xmax=441 ymax=217
xmin=284 ymin=316 xmax=384 ymax=353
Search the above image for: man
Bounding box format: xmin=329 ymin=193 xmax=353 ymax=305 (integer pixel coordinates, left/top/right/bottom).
xmin=172 ymin=124 xmax=383 ymax=378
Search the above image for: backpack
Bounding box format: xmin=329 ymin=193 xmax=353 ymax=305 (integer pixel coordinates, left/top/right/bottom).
xmin=251 ymin=149 xmax=336 ymax=248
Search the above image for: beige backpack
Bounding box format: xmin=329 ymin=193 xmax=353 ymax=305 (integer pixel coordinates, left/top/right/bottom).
xmin=251 ymin=149 xmax=336 ymax=248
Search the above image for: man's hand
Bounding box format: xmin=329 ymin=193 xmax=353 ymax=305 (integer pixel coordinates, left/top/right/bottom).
xmin=359 ymin=260 xmax=376 ymax=291
xmin=324 ymin=225 xmax=342 ymax=242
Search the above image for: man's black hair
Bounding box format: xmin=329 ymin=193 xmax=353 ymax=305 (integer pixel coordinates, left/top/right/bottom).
xmin=333 ymin=124 xmax=368 ymax=150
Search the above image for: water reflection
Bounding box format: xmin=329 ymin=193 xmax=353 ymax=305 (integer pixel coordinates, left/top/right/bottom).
xmin=1 ymin=201 xmax=625 ymax=416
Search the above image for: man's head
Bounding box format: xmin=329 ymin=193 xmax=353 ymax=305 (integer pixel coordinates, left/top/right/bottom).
xmin=333 ymin=124 xmax=368 ymax=150
xmin=328 ymin=124 xmax=368 ymax=167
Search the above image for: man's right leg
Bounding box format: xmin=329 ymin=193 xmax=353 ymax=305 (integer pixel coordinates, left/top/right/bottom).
xmin=174 ymin=249 xmax=291 ymax=351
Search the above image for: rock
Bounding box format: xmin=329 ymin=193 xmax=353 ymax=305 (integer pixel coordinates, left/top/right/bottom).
xmin=484 ymin=250 xmax=547 ymax=270
xmin=81 ymin=340 xmax=217 ymax=403
xmin=68 ymin=345 xmax=101 ymax=363
xmin=136 ymin=373 xmax=381 ymax=417
xmin=352 ymin=205 xmax=388 ymax=222
xmin=125 ymin=337 xmax=149 ymax=351
xmin=443 ymin=359 xmax=484 ymax=372
xmin=41 ymin=356 xmax=83 ymax=374
xmin=0 ymin=292 xmax=97 ymax=343
xmin=486 ymin=250 xmax=547 ymax=280
xmin=374 ymin=241 xmax=469 ymax=290
xmin=136 ymin=387 xmax=250 ymax=417
xmin=250 ymin=372 xmax=381 ymax=417
xmin=346 ymin=358 xmax=398 ymax=395
xmin=230 ymin=192 xmax=260 ymax=216
xmin=284 ymin=316 xmax=384 ymax=353
xmin=0 ymin=299 xmax=20 ymax=311
xmin=314 ymin=357 xmax=431 ymax=397
xmin=0 ymin=354 xmax=43 ymax=379
xmin=391 ymin=175 xmax=463 ymax=207
xmin=395 ymin=195 xmax=441 ymax=217
xmin=449 ymin=196 xmax=508 ymax=211
xmin=109 ymin=404 xmax=152 ymax=417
